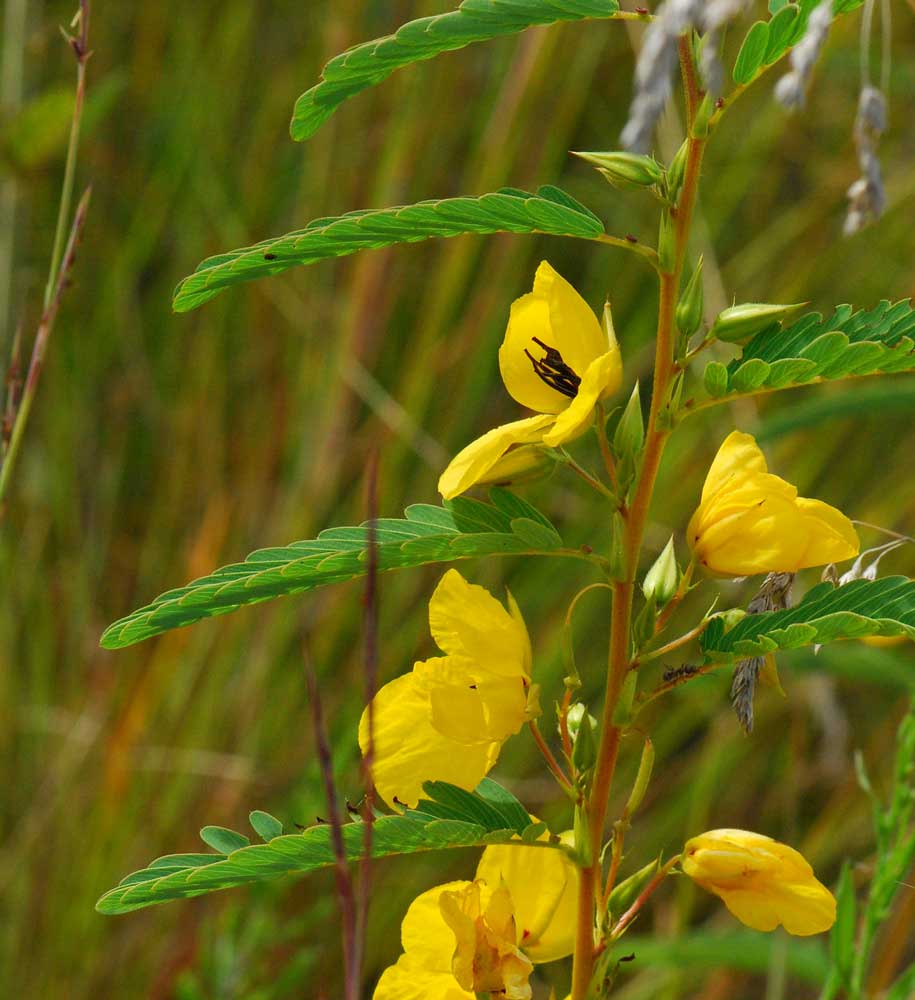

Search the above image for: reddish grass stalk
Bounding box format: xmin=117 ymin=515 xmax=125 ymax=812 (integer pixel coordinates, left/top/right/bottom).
xmin=0 ymin=0 xmax=92 ymax=514
xmin=355 ymin=451 xmax=380 ymax=989
xmin=304 ymin=655 xmax=359 ymax=1000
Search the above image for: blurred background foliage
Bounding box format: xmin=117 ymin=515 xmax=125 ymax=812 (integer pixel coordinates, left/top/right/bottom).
xmin=1 ymin=1 xmax=913 ymax=997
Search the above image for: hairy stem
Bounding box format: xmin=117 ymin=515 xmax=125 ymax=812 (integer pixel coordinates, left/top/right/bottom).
xmin=570 ymin=36 xmax=707 ymax=999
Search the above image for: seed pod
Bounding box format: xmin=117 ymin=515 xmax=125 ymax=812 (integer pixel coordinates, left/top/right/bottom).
xmin=708 ymin=302 xmax=803 ymax=344
xmin=573 ymin=150 xmax=665 ymax=190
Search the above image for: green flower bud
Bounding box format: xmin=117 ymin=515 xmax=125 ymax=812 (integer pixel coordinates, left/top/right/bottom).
xmin=676 ymin=256 xmax=705 ymax=339
xmin=709 ymin=302 xmax=804 ymax=344
xmin=613 ymin=382 xmax=644 ymax=465
xmin=667 ymin=140 xmax=689 ymax=197
xmin=623 ymin=738 xmax=655 ymax=818
xmin=642 ymin=536 xmax=680 ymax=607
xmin=658 ymin=209 xmax=676 ymax=272
xmin=571 ymin=705 xmax=597 ymax=775
xmin=573 ymin=150 xmax=664 ymax=190
xmin=607 ymin=859 xmax=659 ymax=921
xmin=632 ymin=593 xmax=657 ymax=651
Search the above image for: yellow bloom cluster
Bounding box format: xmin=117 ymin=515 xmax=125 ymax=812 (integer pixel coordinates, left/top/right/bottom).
xmin=360 ymin=265 xmax=846 ymax=999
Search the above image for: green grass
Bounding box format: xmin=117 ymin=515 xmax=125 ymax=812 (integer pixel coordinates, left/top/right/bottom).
xmin=2 ymin=2 xmax=915 ymax=997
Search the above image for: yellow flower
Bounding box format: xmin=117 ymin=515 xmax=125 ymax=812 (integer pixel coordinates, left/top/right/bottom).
xmin=439 ymin=261 xmax=623 ymax=499
xmin=359 ymin=569 xmax=538 ymax=808
xmin=688 ymin=430 xmax=859 ymax=576
xmin=682 ymin=828 xmax=836 ymax=936
xmin=373 ymin=840 xmax=579 ymax=1000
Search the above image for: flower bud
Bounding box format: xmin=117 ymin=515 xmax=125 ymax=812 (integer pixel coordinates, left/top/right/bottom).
xmin=675 ymin=256 xmax=704 ymax=340
xmin=632 ymin=593 xmax=657 ymax=651
xmin=571 ymin=706 xmax=597 ymax=776
xmin=607 ymin=859 xmax=658 ymax=920
xmin=667 ymin=140 xmax=688 ymax=197
xmin=623 ymin=738 xmax=654 ymax=818
xmin=708 ymin=302 xmax=804 ymax=344
xmin=642 ymin=536 xmax=679 ymax=607
xmin=613 ymin=382 xmax=644 ymax=467
xmin=573 ymin=150 xmax=664 ymax=190
xmin=565 ymin=702 xmax=593 ymax=743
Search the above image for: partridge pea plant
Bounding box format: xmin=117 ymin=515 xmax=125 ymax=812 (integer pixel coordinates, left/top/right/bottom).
xmin=96 ymin=3 xmax=915 ymax=998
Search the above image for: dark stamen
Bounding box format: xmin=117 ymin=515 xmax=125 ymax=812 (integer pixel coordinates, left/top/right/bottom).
xmin=525 ymin=337 xmax=581 ymax=398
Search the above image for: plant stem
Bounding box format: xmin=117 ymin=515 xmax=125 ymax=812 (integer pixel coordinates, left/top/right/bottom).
xmin=0 ymin=188 xmax=91 ymax=511
xmin=636 ymin=616 xmax=709 ymax=666
xmin=528 ymin=720 xmax=574 ymax=792
xmin=0 ymin=3 xmax=91 ymax=514
xmin=570 ymin=36 xmax=707 ymax=999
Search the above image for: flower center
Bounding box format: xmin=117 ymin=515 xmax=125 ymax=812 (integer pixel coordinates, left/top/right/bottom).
xmin=524 ymin=338 xmax=581 ymax=398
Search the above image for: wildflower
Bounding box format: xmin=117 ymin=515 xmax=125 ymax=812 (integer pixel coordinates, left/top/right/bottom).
xmin=374 ymin=840 xmax=578 ymax=999
xmin=688 ymin=431 xmax=859 ymax=576
xmin=775 ymin=0 xmax=835 ymax=109
xmin=359 ymin=569 xmax=538 ymax=808
xmin=682 ymin=829 xmax=837 ymax=935
xmin=439 ymin=261 xmax=622 ymax=499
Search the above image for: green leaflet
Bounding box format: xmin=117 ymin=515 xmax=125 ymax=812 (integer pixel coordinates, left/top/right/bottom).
xmin=96 ymin=779 xmax=556 ymax=915
xmin=739 ymin=0 xmax=866 ymax=86
xmin=700 ymin=300 xmax=915 ymax=400
xmin=100 ymin=490 xmax=584 ymax=649
xmin=290 ymin=0 xmax=623 ymax=142
xmin=701 ymin=577 xmax=915 ymax=661
xmin=172 ymin=186 xmax=604 ymax=312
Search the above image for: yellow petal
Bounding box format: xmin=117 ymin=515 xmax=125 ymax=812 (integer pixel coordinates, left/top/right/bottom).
xmin=537 ymin=261 xmax=607 ymax=375
xmin=375 ymin=881 xmax=477 ymax=1000
xmin=438 ymin=415 xmax=554 ymax=500
xmin=499 ymin=262 xmax=607 ymax=414
xmin=682 ymin=828 xmax=836 ymax=936
xmin=500 ymin=292 xmax=569 ymax=414
xmin=401 ymin=881 xmax=474 ymax=971
xmin=428 ymin=570 xmax=532 ymax=679
xmin=419 ymin=657 xmax=530 ymax=744
xmin=541 ymin=349 xmax=622 ymax=448
xmin=476 ymin=839 xmax=579 ymax=963
xmin=373 ymin=958 xmax=473 ymax=1000
xmin=700 ymin=430 xmax=769 ymax=503
xmin=794 ymin=498 xmax=861 ymax=567
xmin=360 ymin=670 xmax=499 ymax=808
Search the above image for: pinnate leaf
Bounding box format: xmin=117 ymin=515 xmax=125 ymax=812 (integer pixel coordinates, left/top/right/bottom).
xmin=97 ymin=779 xmax=555 ymax=915
xmin=698 ymin=301 xmax=915 ymax=401
xmin=702 ymin=577 xmax=915 ymax=661
xmin=172 ymin=187 xmax=604 ymax=312
xmin=101 ymin=491 xmax=580 ymax=649
xmin=290 ymin=0 xmax=624 ymax=141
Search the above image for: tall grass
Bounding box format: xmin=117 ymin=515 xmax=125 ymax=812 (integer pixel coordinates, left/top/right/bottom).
xmin=1 ymin=2 xmax=913 ymax=996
